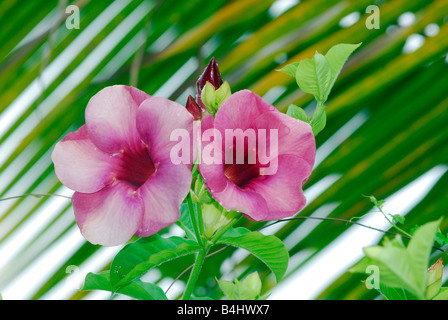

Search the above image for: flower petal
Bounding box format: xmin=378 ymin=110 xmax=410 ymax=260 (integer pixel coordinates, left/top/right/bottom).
xmin=208 ymin=183 xmax=269 ymax=221
xmin=198 ymin=114 xmax=227 ymax=193
xmin=52 ymin=125 xmax=117 ymax=193
xmin=136 ymin=160 xmax=192 ymax=237
xmin=85 ymin=85 xmax=150 ymax=154
xmin=73 ymin=181 xmax=144 ymax=246
xmin=136 ymin=96 xmax=195 ymax=164
xmin=214 ymin=89 xmax=272 ymax=132
xmin=245 ymin=155 xmax=313 ymax=220
xmin=250 ymin=111 xmax=315 ymax=166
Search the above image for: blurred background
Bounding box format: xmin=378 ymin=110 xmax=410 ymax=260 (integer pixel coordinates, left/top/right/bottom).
xmin=0 ymin=0 xmax=447 ymax=300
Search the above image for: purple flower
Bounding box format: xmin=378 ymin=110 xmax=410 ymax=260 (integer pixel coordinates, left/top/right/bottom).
xmin=198 ymin=90 xmax=315 ymax=221
xmin=52 ymin=85 xmax=194 ymax=246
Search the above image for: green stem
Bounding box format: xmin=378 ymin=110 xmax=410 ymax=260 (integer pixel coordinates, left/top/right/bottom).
xmin=378 ymin=207 xmax=413 ymax=238
xmin=186 ymin=192 xmax=204 ymax=246
xmin=182 ymin=248 xmax=208 ymax=300
xmin=196 ymin=201 xmax=206 ymax=238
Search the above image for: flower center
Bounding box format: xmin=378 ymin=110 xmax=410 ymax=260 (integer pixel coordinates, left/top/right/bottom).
xmin=116 ymin=147 xmax=155 ymax=189
xmin=224 ymin=162 xmax=260 ymax=189
xmin=223 ymin=142 xmax=265 ymax=189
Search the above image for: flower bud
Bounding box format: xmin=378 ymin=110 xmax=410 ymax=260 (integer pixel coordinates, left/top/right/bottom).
xmin=217 ymin=272 xmax=264 ymax=300
xmin=200 ymin=81 xmax=231 ymax=115
xmin=185 ymin=95 xmax=202 ymax=120
xmin=241 ymin=272 xmax=262 ymax=297
xmin=197 ymin=57 xmax=223 ymax=109
xmin=193 ymin=175 xmax=214 ymax=203
xmin=201 ymin=81 xmax=217 ymax=114
xmin=215 ymin=81 xmax=231 ymax=106
xmin=201 ymin=202 xmax=235 ymax=239
xmin=426 ymin=258 xmax=443 ymax=299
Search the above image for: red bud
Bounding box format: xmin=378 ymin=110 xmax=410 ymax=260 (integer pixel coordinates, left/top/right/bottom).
xmin=186 ymin=95 xmax=202 ymax=120
xmin=196 ymin=57 xmax=223 ymax=109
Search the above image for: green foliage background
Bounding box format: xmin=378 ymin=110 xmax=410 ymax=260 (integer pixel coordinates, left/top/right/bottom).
xmin=0 ymin=0 xmax=447 ymax=299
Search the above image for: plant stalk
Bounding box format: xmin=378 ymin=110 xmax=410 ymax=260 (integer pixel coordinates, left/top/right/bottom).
xmin=186 ymin=192 xmax=204 ymax=246
xmin=182 ymin=248 xmax=208 ymax=300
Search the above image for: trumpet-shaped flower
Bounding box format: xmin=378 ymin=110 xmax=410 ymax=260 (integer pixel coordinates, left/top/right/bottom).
xmin=52 ymin=85 xmax=194 ymax=246
xmin=198 ymin=90 xmax=315 ymax=221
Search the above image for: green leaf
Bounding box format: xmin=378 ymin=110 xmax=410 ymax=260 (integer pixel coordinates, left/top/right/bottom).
xmin=362 ymin=245 xmax=423 ymax=298
xmin=433 ymin=288 xmax=448 ymax=300
xmin=278 ymin=62 xmax=299 ymax=77
xmin=378 ymin=283 xmax=418 ymax=300
xmin=217 ymin=272 xmax=263 ymax=300
xmin=348 ymin=256 xmax=373 ymax=274
xmin=324 ymin=43 xmax=361 ymax=96
xmin=242 ymin=271 xmax=262 ymax=296
xmin=176 ymin=203 xmax=197 ymax=241
xmin=216 ymin=228 xmax=289 ymax=282
xmin=407 ymin=219 xmax=442 ymax=289
xmin=221 ymin=226 xmax=251 ymax=238
xmin=361 ymin=219 xmax=442 ymax=299
xmin=83 ymin=271 xmax=111 ymax=292
xmin=310 ymin=104 xmax=327 ymax=136
xmin=110 ymin=235 xmax=202 ymax=291
xmin=435 ymin=231 xmax=448 ymax=246
xmin=391 ymin=214 xmax=406 ymax=225
xmin=410 ymin=225 xmax=421 ymax=235
xmin=296 ymin=52 xmax=331 ymax=103
xmin=217 ymin=279 xmax=236 ymax=299
xmin=83 ymin=271 xmax=167 ymax=300
xmin=234 ymin=279 xmax=259 ymax=300
xmin=286 ymin=104 xmax=309 ymax=123
xmin=123 ymin=279 xmax=168 ymax=300
xmin=191 ymin=296 xmax=214 ymax=300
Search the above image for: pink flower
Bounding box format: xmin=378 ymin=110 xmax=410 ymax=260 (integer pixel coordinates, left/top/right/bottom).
xmin=52 ymin=85 xmax=194 ymax=246
xmin=198 ymin=90 xmax=315 ymax=221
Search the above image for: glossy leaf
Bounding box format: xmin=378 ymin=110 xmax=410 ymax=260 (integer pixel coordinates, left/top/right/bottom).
xmin=278 ymin=62 xmax=299 ymax=78
xmin=378 ymin=284 xmax=417 ymax=300
xmin=310 ymin=104 xmax=327 ymax=136
xmin=286 ymin=104 xmax=309 ymax=123
xmin=296 ymin=52 xmax=331 ymax=103
xmin=433 ymin=288 xmax=448 ymax=300
xmin=358 ymin=219 xmax=442 ymax=299
xmin=217 ymin=228 xmax=289 ymax=282
xmin=176 ymin=203 xmax=197 ymax=241
xmin=324 ymin=43 xmax=361 ymax=94
xmin=110 ymin=235 xmax=202 ymax=291
xmin=217 ymin=272 xmax=263 ymax=300
xmin=83 ymin=271 xmax=167 ymax=300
